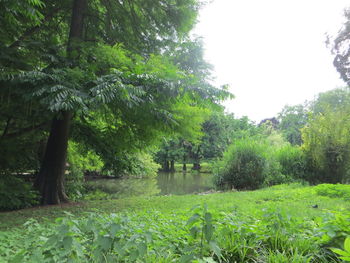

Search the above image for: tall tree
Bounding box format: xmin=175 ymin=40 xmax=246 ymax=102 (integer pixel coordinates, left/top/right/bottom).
xmin=0 ymin=0 xmax=230 ymax=204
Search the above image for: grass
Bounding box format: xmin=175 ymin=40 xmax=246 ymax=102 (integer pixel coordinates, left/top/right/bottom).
xmin=1 ymin=183 xmax=350 ymax=262
xmin=1 ymin=183 xmax=349 ymax=230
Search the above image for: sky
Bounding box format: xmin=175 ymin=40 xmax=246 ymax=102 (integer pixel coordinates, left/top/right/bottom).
xmin=194 ymin=0 xmax=349 ymax=122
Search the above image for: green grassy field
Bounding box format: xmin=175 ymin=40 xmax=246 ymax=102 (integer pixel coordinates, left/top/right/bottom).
xmin=1 ymin=184 xmax=350 ymax=262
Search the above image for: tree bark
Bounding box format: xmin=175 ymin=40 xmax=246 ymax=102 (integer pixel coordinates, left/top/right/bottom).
xmin=35 ymin=0 xmax=86 ymax=205
xmin=170 ymin=160 xmax=175 ymax=172
xmin=34 ymin=112 xmax=72 ymax=204
xmin=192 ymin=146 xmax=201 ymax=171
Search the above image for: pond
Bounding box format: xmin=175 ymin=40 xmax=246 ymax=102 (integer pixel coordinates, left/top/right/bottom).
xmin=85 ymin=172 xmax=215 ymax=198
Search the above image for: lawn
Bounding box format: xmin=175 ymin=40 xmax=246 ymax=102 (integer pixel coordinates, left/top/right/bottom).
xmin=1 ymin=184 xmax=350 ymax=262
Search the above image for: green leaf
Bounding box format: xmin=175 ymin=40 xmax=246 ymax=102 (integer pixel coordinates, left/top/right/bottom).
xmin=98 ymin=236 xmax=112 ymax=251
xmin=204 ymin=224 xmax=214 ymax=242
xmin=179 ymin=254 xmax=195 ymax=263
xmin=45 ymin=236 xmax=58 ymax=247
xmin=137 ymin=242 xmax=147 ymax=256
xmin=63 ymin=236 xmax=73 ymax=250
xmin=190 ymin=204 xmax=201 ymax=211
xmin=186 ymin=213 xmax=200 ymax=226
xmin=331 ymin=248 xmax=350 ymax=257
xmin=345 ymin=237 xmax=350 ymax=252
xmin=129 ymin=249 xmax=139 ymax=261
xmin=190 ymin=226 xmax=200 ymax=238
xmin=204 ymin=212 xmax=212 ymax=223
xmin=209 ymin=241 xmax=222 ymax=258
xmin=110 ymin=223 xmax=121 ymax=236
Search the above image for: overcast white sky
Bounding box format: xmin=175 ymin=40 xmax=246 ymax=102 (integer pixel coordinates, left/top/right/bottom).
xmin=194 ymin=0 xmax=349 ymax=122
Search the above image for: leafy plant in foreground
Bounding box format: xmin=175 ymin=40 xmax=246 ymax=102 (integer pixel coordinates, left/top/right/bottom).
xmin=0 ymin=176 xmax=38 ymax=211
xmin=332 ymin=237 xmax=350 ymax=262
xmin=185 ymin=204 xmax=222 ymax=261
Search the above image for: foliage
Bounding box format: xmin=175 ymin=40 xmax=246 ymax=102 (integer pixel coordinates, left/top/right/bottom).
xmin=331 ymin=237 xmax=350 ymax=262
xmin=0 ymin=0 xmax=231 ymax=204
xmin=301 ymin=108 xmax=350 ymax=184
xmin=0 ymin=176 xmax=38 ymax=211
xmin=277 ymin=104 xmax=309 ymax=145
xmin=67 ymin=141 xmax=104 ymax=174
xmin=263 ymin=157 xmax=291 ymax=187
xmin=314 ymin=184 xmax=350 ymax=200
xmin=275 ymin=144 xmax=307 ymax=181
xmin=317 ymin=210 xmax=350 ymax=249
xmin=64 ymin=141 xmax=104 ymax=200
xmin=101 ymin=151 xmax=160 ymax=178
xmin=2 ymin=189 xmax=350 ymax=262
xmin=155 ymin=111 xmax=259 ymax=171
xmin=329 ymin=8 xmax=350 ymax=85
xmin=214 ymin=139 xmax=270 ymax=190
xmin=311 ymin=88 xmax=350 ymax=114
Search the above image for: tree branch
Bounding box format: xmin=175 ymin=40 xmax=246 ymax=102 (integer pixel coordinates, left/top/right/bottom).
xmin=8 ymin=7 xmax=61 ymax=49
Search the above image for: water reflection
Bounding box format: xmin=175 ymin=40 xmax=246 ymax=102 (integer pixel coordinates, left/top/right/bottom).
xmin=85 ymin=172 xmax=214 ymax=198
xmin=157 ymin=172 xmax=214 ymax=195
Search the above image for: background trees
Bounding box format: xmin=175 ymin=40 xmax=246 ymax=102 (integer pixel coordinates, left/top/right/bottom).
xmin=277 ymin=104 xmax=308 ymax=145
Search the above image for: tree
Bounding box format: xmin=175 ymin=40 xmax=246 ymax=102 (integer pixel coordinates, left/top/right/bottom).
xmin=311 ymin=88 xmax=350 ymax=114
xmin=301 ymin=108 xmax=350 ymax=184
xmin=277 ymin=104 xmax=308 ymax=145
xmin=329 ymin=7 xmax=350 ymax=85
xmin=0 ymin=0 xmax=230 ymax=204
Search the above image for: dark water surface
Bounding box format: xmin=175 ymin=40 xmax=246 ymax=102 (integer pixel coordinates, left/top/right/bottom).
xmin=86 ymin=172 xmax=215 ymax=198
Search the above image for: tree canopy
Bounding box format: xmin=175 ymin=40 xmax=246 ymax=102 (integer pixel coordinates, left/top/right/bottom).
xmin=0 ymin=0 xmax=231 ymax=204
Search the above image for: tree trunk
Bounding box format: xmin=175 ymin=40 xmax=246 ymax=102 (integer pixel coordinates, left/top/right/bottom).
xmin=183 ymin=163 xmax=187 ymax=171
xmin=35 ymin=0 xmax=86 ymax=205
xmin=170 ymin=160 xmax=175 ymax=172
xmin=192 ymin=162 xmax=201 ymax=171
xmin=34 ymin=112 xmax=72 ymax=204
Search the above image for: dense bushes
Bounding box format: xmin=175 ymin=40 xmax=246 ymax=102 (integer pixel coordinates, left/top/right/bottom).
xmin=214 ymin=138 xmax=307 ymax=190
xmin=275 ymin=145 xmax=307 ymax=180
xmin=0 ymin=176 xmax=38 ymax=211
xmin=301 ymin=109 xmax=350 ymax=184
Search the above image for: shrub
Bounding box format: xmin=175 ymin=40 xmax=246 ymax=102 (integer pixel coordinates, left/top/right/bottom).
xmin=314 ymin=184 xmax=350 ymax=200
xmin=263 ymin=157 xmax=292 ymax=186
xmin=103 ymin=151 xmax=160 ymax=178
xmin=214 ymin=139 xmax=269 ymax=190
xmin=128 ymin=152 xmax=160 ymax=178
xmin=301 ymin=109 xmax=350 ymax=184
xmin=66 ymin=141 xmax=104 ymax=200
xmin=0 ymin=176 xmax=38 ymax=211
xmin=275 ymin=145 xmax=307 ymax=181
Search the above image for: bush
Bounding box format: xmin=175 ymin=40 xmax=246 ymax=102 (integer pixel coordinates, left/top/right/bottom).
xmin=0 ymin=176 xmax=39 ymax=211
xmin=275 ymin=145 xmax=307 ymax=181
xmin=103 ymin=151 xmax=160 ymax=178
xmin=66 ymin=141 xmax=104 ymax=200
xmin=301 ymin=109 xmax=350 ymax=184
xmin=314 ymin=184 xmax=350 ymax=200
xmin=214 ymin=139 xmax=269 ymax=190
xmin=263 ymin=157 xmax=292 ymax=186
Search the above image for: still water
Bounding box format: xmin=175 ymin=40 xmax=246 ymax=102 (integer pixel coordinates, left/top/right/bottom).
xmin=86 ymin=172 xmax=215 ymax=198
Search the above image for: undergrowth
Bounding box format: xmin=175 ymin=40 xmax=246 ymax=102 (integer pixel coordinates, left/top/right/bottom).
xmin=1 ymin=184 xmax=350 ymax=262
